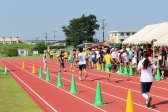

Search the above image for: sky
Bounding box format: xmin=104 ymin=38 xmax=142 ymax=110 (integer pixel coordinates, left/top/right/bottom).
xmin=1 ymin=0 xmax=168 ymax=41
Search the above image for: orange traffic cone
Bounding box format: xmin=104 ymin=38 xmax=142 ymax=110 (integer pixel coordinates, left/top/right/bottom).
xmin=32 ymin=64 xmax=36 ymax=74
xmin=126 ymin=90 xmax=134 ymax=112
xmin=22 ymin=61 xmax=25 ymax=69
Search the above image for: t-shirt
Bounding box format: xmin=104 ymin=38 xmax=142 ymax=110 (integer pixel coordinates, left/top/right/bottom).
xmin=111 ymin=52 xmax=116 ymax=59
xmin=127 ymin=49 xmax=133 ymax=59
xmin=104 ymin=54 xmax=111 ymax=64
xmin=158 ymin=52 xmax=165 ymax=61
xmin=59 ymin=55 xmax=64 ymax=62
xmin=128 ymin=49 xmax=133 ymax=54
xmin=95 ymin=51 xmax=100 ymax=59
xmin=64 ymin=52 xmax=68 ymax=58
xmin=91 ymin=52 xmax=97 ymax=60
xmin=132 ymin=57 xmax=137 ymax=68
xmin=148 ymin=48 xmax=153 ymax=56
xmin=137 ymin=59 xmax=156 ymax=82
xmin=43 ymin=53 xmax=47 ymax=62
xmin=123 ymin=52 xmax=129 ymax=62
xmin=56 ymin=51 xmax=61 ymax=57
xmin=68 ymin=52 xmax=74 ymax=60
xmin=78 ymin=53 xmax=86 ymax=65
xmin=49 ymin=51 xmax=53 ymax=55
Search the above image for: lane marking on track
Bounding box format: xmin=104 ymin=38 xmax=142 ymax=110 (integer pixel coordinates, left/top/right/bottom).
xmin=22 ymin=59 xmax=168 ymax=84
xmin=6 ymin=61 xmax=106 ymax=112
xmin=13 ymin=61 xmax=161 ymax=112
xmin=25 ymin=59 xmax=168 ymax=86
xmin=23 ymin=60 xmax=168 ymax=100
xmin=0 ymin=62 xmax=58 ymax=112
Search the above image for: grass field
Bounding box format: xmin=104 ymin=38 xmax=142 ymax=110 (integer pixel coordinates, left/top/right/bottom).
xmin=0 ymin=65 xmax=42 ymax=112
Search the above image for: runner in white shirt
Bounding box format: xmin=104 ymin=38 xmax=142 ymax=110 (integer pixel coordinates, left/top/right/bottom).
xmin=76 ymin=48 xmax=88 ymax=81
xmin=137 ymin=51 xmax=156 ymax=107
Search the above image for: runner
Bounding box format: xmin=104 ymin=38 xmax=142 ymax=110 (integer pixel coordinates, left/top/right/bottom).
xmin=76 ymin=48 xmax=88 ymax=81
xmin=58 ymin=51 xmax=66 ymax=72
xmin=104 ymin=49 xmax=115 ymax=81
xmin=49 ymin=49 xmax=54 ymax=61
xmin=68 ymin=49 xmax=75 ymax=72
xmin=43 ymin=50 xmax=48 ymax=73
xmin=158 ymin=48 xmax=166 ymax=79
xmin=56 ymin=49 xmax=61 ymax=63
xmin=91 ymin=49 xmax=97 ymax=69
xmin=87 ymin=48 xmax=92 ymax=69
xmin=64 ymin=50 xmax=69 ymax=66
xmin=137 ymin=51 xmax=156 ymax=107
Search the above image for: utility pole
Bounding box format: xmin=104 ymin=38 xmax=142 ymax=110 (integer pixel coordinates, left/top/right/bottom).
xmin=53 ymin=31 xmax=56 ymax=44
xmin=101 ymin=19 xmax=106 ymax=43
xmin=45 ymin=32 xmax=47 ymax=46
xmin=36 ymin=37 xmax=39 ymax=45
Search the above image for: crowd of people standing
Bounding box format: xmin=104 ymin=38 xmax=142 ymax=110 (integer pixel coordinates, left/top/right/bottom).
xmin=42 ymin=45 xmax=168 ymax=108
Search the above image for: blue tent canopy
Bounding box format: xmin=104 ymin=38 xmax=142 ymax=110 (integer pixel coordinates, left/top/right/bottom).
xmin=76 ymin=44 xmax=84 ymax=47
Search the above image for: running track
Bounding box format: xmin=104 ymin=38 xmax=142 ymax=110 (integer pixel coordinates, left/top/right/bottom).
xmin=1 ymin=59 xmax=168 ymax=112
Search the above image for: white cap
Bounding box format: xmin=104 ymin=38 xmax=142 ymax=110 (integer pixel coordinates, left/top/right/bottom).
xmin=105 ymin=48 xmax=107 ymax=49
xmin=92 ymin=49 xmax=95 ymax=50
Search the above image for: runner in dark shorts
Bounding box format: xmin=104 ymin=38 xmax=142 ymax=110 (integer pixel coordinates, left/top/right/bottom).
xmin=58 ymin=51 xmax=66 ymax=72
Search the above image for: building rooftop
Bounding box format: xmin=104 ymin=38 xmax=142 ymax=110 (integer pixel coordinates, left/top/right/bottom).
xmin=25 ymin=40 xmax=63 ymax=42
xmin=108 ymin=30 xmax=138 ymax=33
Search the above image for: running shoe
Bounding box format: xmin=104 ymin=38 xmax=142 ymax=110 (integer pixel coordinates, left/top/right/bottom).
xmin=84 ymin=73 xmax=88 ymax=78
xmin=79 ymin=77 xmax=82 ymax=81
xmin=106 ymin=77 xmax=110 ymax=82
xmin=146 ymin=97 xmax=152 ymax=107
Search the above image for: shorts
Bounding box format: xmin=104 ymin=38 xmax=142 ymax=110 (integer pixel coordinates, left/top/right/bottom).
xmin=92 ymin=59 xmax=96 ymax=64
xmin=79 ymin=64 xmax=86 ymax=70
xmin=140 ymin=82 xmax=153 ymax=94
xmin=59 ymin=62 xmax=65 ymax=68
xmin=50 ymin=55 xmax=53 ymax=58
xmin=129 ymin=59 xmax=132 ymax=62
xmin=88 ymin=58 xmax=92 ymax=60
xmin=64 ymin=58 xmax=68 ymax=59
xmin=159 ymin=60 xmax=165 ymax=71
xmin=98 ymin=58 xmax=104 ymax=64
xmin=43 ymin=59 xmax=48 ymax=63
xmin=105 ymin=64 xmax=112 ymax=68
xmin=69 ymin=59 xmax=73 ymax=63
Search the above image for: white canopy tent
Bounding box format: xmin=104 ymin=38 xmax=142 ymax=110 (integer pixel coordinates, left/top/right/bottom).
xmin=122 ymin=22 xmax=168 ymax=45
xmin=154 ymin=33 xmax=168 ymax=46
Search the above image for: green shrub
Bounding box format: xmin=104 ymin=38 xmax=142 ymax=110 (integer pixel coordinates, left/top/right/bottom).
xmin=6 ymin=48 xmax=18 ymax=57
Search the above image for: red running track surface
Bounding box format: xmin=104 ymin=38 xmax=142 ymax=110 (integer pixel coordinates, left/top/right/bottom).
xmin=0 ymin=59 xmax=168 ymax=112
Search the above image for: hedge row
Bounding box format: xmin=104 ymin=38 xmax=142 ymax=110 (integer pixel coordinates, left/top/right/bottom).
xmin=6 ymin=48 xmax=18 ymax=57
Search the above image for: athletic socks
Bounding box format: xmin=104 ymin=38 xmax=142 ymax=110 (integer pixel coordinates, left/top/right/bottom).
xmin=142 ymin=93 xmax=149 ymax=104
xmin=142 ymin=93 xmax=152 ymax=107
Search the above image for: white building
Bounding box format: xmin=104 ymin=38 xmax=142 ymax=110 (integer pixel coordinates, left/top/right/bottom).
xmin=107 ymin=30 xmax=138 ymax=43
xmin=0 ymin=37 xmax=24 ymax=44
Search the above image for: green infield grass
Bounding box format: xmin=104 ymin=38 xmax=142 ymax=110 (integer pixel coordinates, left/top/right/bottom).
xmin=0 ymin=65 xmax=42 ymax=112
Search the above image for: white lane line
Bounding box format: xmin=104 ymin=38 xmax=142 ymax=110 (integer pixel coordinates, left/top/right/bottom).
xmin=23 ymin=60 xmax=168 ymax=100
xmin=14 ymin=61 xmax=161 ymax=112
xmin=25 ymin=59 xmax=168 ymax=85
xmin=7 ymin=61 xmax=106 ymax=112
xmin=0 ymin=62 xmax=58 ymax=112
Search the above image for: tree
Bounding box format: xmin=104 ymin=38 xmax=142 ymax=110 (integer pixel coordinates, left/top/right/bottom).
xmin=33 ymin=41 xmax=47 ymax=54
xmin=62 ymin=14 xmax=100 ymax=46
xmin=6 ymin=48 xmax=18 ymax=57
